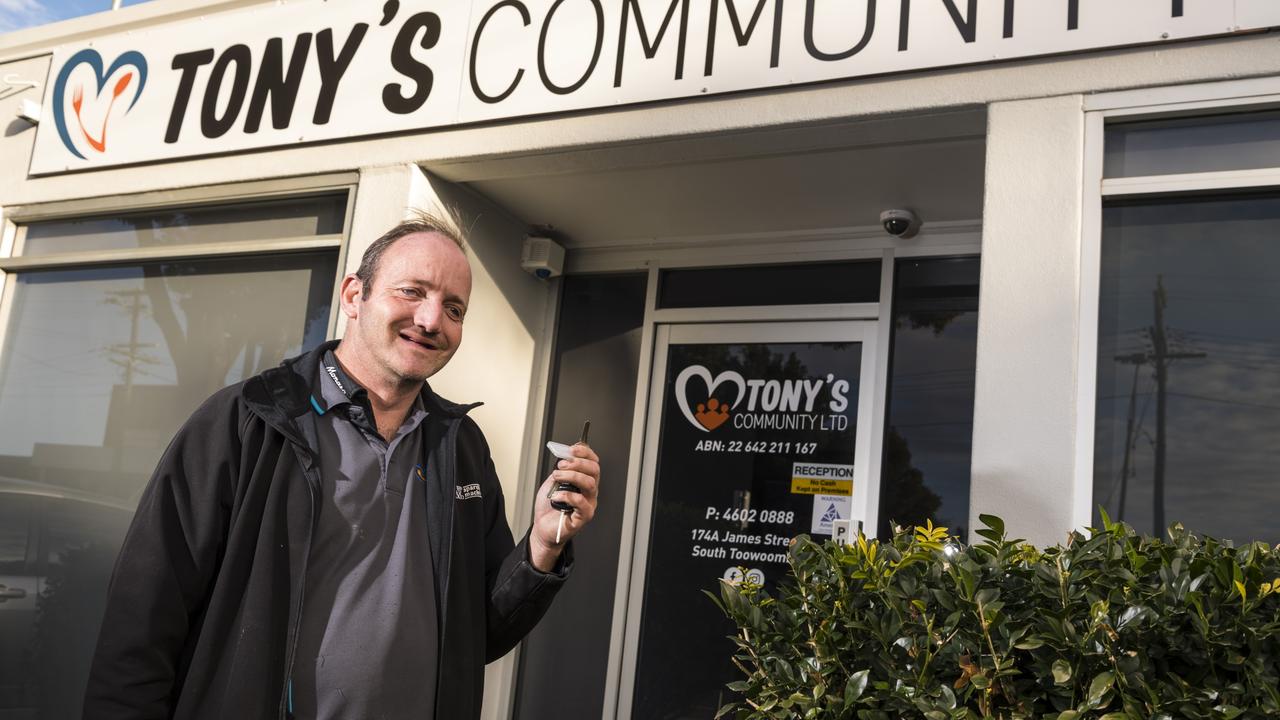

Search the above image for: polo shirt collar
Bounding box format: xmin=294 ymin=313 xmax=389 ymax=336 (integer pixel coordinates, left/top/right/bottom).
xmin=312 ymin=349 xmax=370 ymax=414
xmin=310 ymin=350 xmax=428 ymax=433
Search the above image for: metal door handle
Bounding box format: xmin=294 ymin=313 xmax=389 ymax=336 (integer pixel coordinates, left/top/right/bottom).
xmin=0 ymin=584 xmax=28 ymax=601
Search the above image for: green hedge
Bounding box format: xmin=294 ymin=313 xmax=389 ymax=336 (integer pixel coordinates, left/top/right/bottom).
xmin=712 ymin=514 xmax=1280 ymax=719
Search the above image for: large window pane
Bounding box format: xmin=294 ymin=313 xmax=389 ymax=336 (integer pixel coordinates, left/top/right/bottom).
xmin=22 ymin=194 xmax=346 ymax=256
xmin=0 ymin=253 xmax=335 ymax=502
xmin=877 ymin=257 xmax=979 ymax=540
xmin=1094 ymin=194 xmax=1280 ymax=544
xmin=0 ymin=250 xmax=336 ymax=719
xmin=1104 ymin=110 xmax=1280 ymax=178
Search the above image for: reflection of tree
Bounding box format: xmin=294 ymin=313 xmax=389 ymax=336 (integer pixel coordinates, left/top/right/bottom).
xmin=673 ymin=345 xmax=813 ymax=392
xmin=897 ymin=309 xmax=966 ymax=336
xmin=738 ymin=345 xmax=806 ymax=380
xmin=674 ymin=344 xmax=810 ymax=384
xmin=877 ymin=427 xmax=943 ymax=539
xmin=125 ymin=214 xmax=312 ymax=393
xmin=143 ymin=261 xmax=292 ymax=391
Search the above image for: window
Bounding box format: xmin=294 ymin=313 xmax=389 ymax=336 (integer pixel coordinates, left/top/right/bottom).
xmin=878 ymin=256 xmax=979 ymax=541
xmin=0 ymin=191 xmax=346 ymax=719
xmin=658 ymin=260 xmax=881 ymax=308
xmin=1093 ymin=112 xmax=1280 ymax=545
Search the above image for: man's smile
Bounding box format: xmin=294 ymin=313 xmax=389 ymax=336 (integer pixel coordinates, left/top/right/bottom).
xmin=399 ymin=331 xmax=440 ymax=351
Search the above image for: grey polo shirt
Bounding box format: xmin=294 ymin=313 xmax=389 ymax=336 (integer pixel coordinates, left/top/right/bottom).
xmin=292 ymin=351 xmax=438 ymax=720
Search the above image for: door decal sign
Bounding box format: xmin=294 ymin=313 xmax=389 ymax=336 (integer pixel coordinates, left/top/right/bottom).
xmin=633 ymin=339 xmax=865 ymax=719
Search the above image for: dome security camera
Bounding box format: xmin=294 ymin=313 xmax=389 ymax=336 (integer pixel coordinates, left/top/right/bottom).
xmin=880 ymin=209 xmax=921 ymax=239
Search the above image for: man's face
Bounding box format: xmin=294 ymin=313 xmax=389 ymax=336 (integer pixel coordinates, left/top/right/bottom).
xmin=346 ymin=232 xmax=472 ymax=384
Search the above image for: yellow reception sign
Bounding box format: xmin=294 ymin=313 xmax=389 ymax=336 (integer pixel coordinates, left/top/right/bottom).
xmin=790 ymin=462 xmax=854 ymax=497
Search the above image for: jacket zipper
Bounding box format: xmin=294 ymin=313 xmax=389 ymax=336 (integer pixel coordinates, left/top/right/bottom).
xmin=279 ymin=448 xmax=322 ymax=720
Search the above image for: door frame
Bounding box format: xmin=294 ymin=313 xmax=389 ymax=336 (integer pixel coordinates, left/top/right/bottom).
xmin=611 ymin=312 xmax=888 ymax=718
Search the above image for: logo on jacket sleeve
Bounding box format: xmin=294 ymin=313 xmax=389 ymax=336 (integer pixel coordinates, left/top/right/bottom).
xmin=456 ymin=483 xmax=482 ymax=500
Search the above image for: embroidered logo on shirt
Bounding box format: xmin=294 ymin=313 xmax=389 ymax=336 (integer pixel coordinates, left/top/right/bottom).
xmin=456 ymin=483 xmax=482 ymax=501
xmin=324 ymin=365 xmax=349 ymax=398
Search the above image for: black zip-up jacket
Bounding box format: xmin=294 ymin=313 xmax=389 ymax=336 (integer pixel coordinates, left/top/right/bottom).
xmin=83 ymin=341 xmax=570 ymax=719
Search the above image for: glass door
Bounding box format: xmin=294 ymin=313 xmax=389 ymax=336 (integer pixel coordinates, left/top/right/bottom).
xmin=619 ymin=320 xmax=880 ymax=719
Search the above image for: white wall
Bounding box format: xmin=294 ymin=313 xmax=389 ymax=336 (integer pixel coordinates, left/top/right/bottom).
xmin=969 ymin=96 xmax=1084 ymax=547
xmin=0 ymin=54 xmax=47 ymax=202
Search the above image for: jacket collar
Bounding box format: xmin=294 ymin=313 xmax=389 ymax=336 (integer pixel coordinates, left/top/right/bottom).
xmin=241 ymin=340 xmax=480 ymax=448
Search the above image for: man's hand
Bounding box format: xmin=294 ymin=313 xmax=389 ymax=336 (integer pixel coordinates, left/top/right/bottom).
xmin=530 ymin=443 xmax=600 ymax=572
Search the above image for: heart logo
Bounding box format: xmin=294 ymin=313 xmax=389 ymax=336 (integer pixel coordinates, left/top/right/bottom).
xmin=52 ymin=49 xmax=148 ymax=160
xmin=674 ymin=365 xmax=745 ymax=433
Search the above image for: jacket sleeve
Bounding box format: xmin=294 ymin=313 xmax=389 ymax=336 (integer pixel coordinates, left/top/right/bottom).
xmin=82 ymin=388 xmax=241 ymax=720
xmin=464 ymin=421 xmax=573 ymax=662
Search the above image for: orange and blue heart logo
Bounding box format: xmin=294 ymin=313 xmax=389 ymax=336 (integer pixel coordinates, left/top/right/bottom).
xmin=52 ymin=49 xmax=148 ymax=160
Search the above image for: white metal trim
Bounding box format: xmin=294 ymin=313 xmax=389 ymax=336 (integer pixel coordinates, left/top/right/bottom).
xmin=1101 ymin=168 xmax=1280 ymax=197
xmin=612 ymin=320 xmax=669 ymax=720
xmin=1096 ymin=96 xmax=1280 ymax=122
xmin=0 ymin=217 xmax=14 ymax=259
xmin=10 ymin=220 xmax=27 ymax=257
xmin=511 ymin=278 xmax=563 ymax=540
xmin=2 ymin=173 xmax=358 ymax=223
xmin=327 ymin=185 xmax=360 ymax=338
xmin=0 ymin=235 xmax=344 ymax=272
xmin=652 ymin=303 xmax=880 ymax=324
xmin=1073 ymin=112 xmax=1107 ymax=532
xmin=604 ymin=267 xmax=660 ymax=720
xmin=566 ymin=223 xmax=982 ymax=274
xmin=1083 ymin=76 xmax=1280 ymax=112
xmin=0 ymin=216 xmax=17 ymax=380
xmin=864 ymin=249 xmax=895 ymax=537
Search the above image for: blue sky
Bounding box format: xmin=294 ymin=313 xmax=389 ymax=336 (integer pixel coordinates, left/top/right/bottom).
xmin=0 ymin=0 xmax=151 ymax=34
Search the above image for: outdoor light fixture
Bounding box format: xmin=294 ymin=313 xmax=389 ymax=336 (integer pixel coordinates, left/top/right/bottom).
xmin=16 ymin=99 xmax=41 ymax=126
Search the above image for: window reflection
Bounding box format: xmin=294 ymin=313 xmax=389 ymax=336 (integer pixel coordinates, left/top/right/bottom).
xmin=23 ymin=194 xmax=345 ymax=256
xmin=1095 ymin=194 xmax=1280 ymax=545
xmin=878 ymin=257 xmax=980 ymax=541
xmin=0 ymin=254 xmax=335 ymax=719
xmin=1104 ymin=110 xmax=1280 ymax=178
xmin=0 ymin=195 xmax=342 ymax=720
xmin=0 ymin=254 xmax=336 ymax=505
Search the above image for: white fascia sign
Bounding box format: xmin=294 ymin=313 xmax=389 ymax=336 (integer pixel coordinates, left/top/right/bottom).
xmin=30 ymin=0 xmax=1280 ymax=174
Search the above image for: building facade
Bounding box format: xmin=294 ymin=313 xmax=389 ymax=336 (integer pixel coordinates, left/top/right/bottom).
xmin=1 ymin=1 xmax=1278 ymax=718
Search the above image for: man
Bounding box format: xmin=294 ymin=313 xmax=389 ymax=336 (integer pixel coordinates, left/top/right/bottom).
xmin=83 ymin=213 xmax=599 ymax=720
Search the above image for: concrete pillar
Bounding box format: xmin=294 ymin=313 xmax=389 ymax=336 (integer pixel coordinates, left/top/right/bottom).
xmin=969 ymin=96 xmax=1085 ymax=548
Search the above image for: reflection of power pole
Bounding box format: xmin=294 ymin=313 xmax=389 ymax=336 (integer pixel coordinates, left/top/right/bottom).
xmin=103 ymin=289 xmax=159 ymax=402
xmin=1149 ymin=275 xmax=1205 ymax=535
xmin=1112 ymin=275 xmax=1205 ymax=535
xmin=1112 ymin=355 xmax=1145 ymax=522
